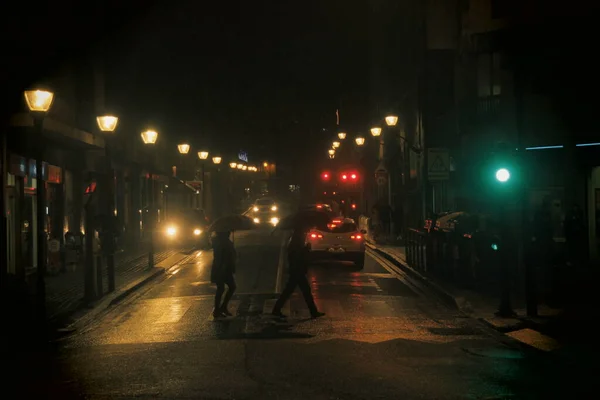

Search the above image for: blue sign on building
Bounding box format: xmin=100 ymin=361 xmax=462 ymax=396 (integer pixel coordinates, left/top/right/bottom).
xmin=238 ymin=151 xmax=248 ymax=162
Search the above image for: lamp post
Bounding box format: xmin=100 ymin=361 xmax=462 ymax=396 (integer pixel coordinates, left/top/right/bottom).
xmin=385 ymin=114 xmax=400 ymax=237
xmin=141 ymin=130 xmax=158 ymax=269
xmin=96 ymin=115 xmax=119 ymax=294
xmin=198 ymin=150 xmax=209 ymax=211
xmin=24 ymin=88 xmax=54 ymax=325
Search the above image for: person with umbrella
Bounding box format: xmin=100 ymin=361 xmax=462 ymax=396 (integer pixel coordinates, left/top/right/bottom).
xmin=271 ymin=210 xmax=328 ymax=319
xmin=208 ymin=214 xmax=254 ymax=319
xmin=211 ymin=230 xmax=237 ymax=318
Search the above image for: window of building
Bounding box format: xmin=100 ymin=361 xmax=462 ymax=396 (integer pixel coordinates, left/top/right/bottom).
xmin=477 ymin=52 xmax=502 ymax=97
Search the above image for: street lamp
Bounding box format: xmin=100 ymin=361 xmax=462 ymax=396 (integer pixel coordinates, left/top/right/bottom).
xmin=230 ymin=162 xmax=238 ymax=169
xmin=242 ymin=165 xmax=248 ymax=171
xmin=198 ymin=151 xmax=209 ymax=160
xmin=178 ymin=144 xmax=190 ymax=154
xmin=370 ymin=127 xmax=382 ymax=137
xmin=212 ymin=156 xmax=222 ymax=165
xmin=96 ymin=116 xmax=119 ymax=132
xmin=329 ymin=154 xmax=335 ymax=159
xmin=141 ymin=129 xmax=159 ymax=270
xmin=385 ymin=115 xmax=398 ymax=127
xmin=355 ymin=136 xmax=365 ymax=146
xmin=96 ymin=115 xmax=120 ymax=295
xmin=338 ymin=132 xmax=347 ymax=140
xmin=332 ymin=141 xmax=340 ymax=148
xmin=24 ymin=90 xmax=54 ymax=112
xmin=24 ymin=88 xmax=54 ymax=324
xmin=237 ymin=164 xmax=244 ymax=170
xmin=328 ymin=149 xmax=335 ymax=156
xmin=141 ymin=130 xmax=158 ymax=144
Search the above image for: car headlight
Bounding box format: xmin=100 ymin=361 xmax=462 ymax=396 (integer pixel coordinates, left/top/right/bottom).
xmin=193 ymin=228 xmax=202 ymax=236
xmin=166 ymin=226 xmax=177 ymax=236
xmin=253 ymin=206 xmax=259 ymax=212
xmin=271 ymin=205 xmax=277 ymax=211
xmin=270 ymin=217 xmax=279 ymax=225
xmin=253 ymin=217 xmax=260 ymax=224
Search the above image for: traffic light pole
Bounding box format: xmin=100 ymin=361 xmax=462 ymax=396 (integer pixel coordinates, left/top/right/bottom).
xmin=496 ymin=202 xmax=516 ymax=317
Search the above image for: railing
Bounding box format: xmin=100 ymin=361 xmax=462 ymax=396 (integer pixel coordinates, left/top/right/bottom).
xmin=405 ymin=229 xmax=427 ymax=273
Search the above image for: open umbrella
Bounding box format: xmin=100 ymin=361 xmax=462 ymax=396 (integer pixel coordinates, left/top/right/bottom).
xmin=277 ymin=210 xmax=332 ymax=231
xmin=209 ymin=214 xmax=254 ymax=233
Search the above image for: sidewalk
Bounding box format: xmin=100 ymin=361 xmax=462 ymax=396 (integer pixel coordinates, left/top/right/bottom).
xmin=365 ymin=234 xmax=598 ymax=360
xmin=45 ymin=244 xmax=180 ymax=322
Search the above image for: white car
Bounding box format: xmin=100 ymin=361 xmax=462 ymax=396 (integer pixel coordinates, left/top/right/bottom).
xmin=305 ymin=218 xmax=366 ymax=268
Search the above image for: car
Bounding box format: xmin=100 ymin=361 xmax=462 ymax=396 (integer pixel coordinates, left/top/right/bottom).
xmin=159 ymin=209 xmax=210 ymax=248
xmin=250 ymin=198 xmax=280 ymax=226
xmin=305 ymin=217 xmax=366 ymax=268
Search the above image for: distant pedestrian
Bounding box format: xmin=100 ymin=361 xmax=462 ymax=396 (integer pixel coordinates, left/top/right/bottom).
xmin=211 ymin=231 xmax=237 ymax=318
xmin=272 ymin=228 xmax=325 ymax=319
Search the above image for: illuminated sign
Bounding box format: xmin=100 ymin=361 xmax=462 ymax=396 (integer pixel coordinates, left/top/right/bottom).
xmin=238 ymin=151 xmax=248 ymax=162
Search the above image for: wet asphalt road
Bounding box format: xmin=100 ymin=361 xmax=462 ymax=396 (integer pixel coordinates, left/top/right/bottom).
xmin=5 ymin=229 xmax=595 ymax=399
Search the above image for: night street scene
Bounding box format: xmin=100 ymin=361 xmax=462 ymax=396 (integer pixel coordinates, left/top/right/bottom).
xmin=2 ymin=0 xmax=600 ymax=399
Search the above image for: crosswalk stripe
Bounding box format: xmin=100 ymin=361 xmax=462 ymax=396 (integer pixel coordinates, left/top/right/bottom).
xmin=262 ymin=298 xmax=290 ymax=317
xmin=205 ymin=300 xmax=242 ymax=320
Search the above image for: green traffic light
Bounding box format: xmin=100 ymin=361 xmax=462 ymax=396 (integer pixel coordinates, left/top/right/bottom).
xmin=495 ymin=168 xmax=510 ymax=182
xmin=491 ymin=243 xmax=498 ymax=251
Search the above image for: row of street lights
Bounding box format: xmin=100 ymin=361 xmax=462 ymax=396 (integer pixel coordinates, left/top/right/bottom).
xmin=20 ymin=88 xmax=260 ymax=324
xmin=326 ymin=114 xmax=399 ymax=159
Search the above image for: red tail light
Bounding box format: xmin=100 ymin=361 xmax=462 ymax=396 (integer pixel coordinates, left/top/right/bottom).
xmin=332 ymin=219 xmax=342 ymax=224
xmin=309 ymin=232 xmax=324 ymax=239
xmin=350 ymin=233 xmax=363 ymax=240
xmin=351 ymin=204 xmax=357 ymax=209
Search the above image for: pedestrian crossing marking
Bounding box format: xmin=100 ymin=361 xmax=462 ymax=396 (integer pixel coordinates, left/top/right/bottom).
xmin=155 ymin=299 xmax=192 ymax=324
xmin=262 ymin=299 xmax=290 ymax=317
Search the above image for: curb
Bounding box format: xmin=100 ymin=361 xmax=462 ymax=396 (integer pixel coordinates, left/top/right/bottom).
xmin=366 ymin=242 xmax=459 ymax=310
xmin=108 ymin=267 xmax=166 ymax=306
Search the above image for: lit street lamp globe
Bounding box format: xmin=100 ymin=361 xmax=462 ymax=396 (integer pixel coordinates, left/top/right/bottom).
xmin=355 ymin=136 xmax=365 ymax=146
xmin=212 ymin=156 xmax=222 ymax=164
xmin=141 ymin=130 xmax=158 ymax=144
xmin=178 ymin=144 xmax=190 ymax=154
xmin=24 ymin=89 xmax=54 ymax=113
xmin=328 ymin=149 xmax=335 ymax=155
xmin=385 ymin=115 xmax=398 ymax=126
xmin=237 ymin=164 xmax=244 ymax=170
xmin=198 ymin=151 xmax=209 ymax=160
xmin=332 ymin=141 xmax=340 ymax=148
xmin=230 ymin=162 xmax=238 ymax=168
xmin=370 ymin=127 xmax=382 ymax=137
xmin=242 ymin=165 xmax=248 ymax=171
xmin=338 ymin=132 xmax=347 ymax=140
xmin=97 ymin=115 xmax=119 ymax=132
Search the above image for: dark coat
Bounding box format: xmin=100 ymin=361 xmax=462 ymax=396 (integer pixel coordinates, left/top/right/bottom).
xmin=210 ymin=235 xmax=236 ymax=284
xmin=288 ymin=233 xmax=309 ymax=275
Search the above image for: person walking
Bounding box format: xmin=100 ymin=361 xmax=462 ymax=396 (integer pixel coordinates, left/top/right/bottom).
xmin=211 ymin=230 xmax=237 ymax=319
xmin=271 ymin=228 xmax=325 ymax=319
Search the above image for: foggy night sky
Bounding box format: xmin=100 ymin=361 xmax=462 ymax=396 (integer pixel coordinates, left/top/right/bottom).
xmin=104 ymin=0 xmax=375 ymax=158
xmin=3 ymin=0 xmax=414 ymax=166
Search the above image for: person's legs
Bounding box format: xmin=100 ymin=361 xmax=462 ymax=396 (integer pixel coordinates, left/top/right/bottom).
xmin=296 ymin=273 xmax=324 ymax=317
xmin=272 ymin=276 xmax=297 ymax=316
xmin=220 ymin=276 xmax=237 ymax=315
xmin=213 ymin=282 xmax=225 ymax=317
